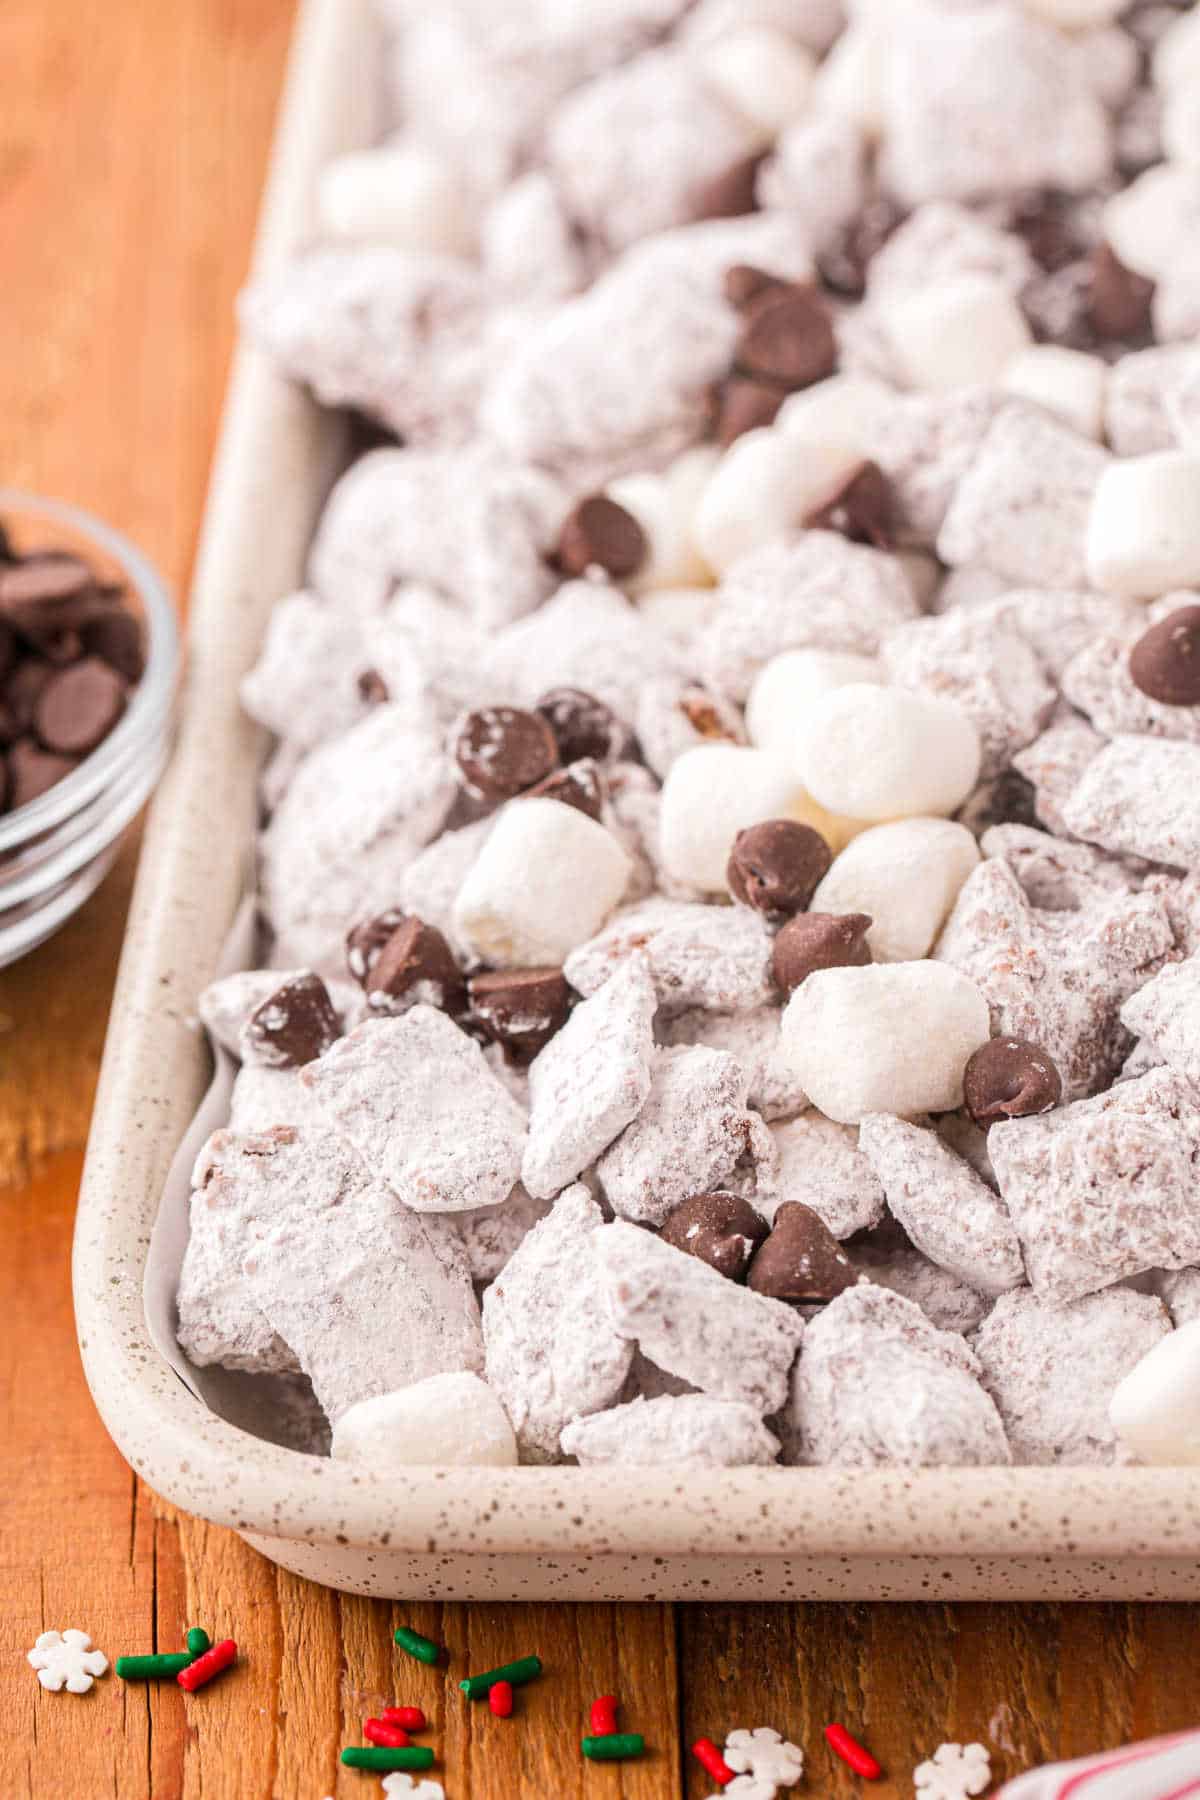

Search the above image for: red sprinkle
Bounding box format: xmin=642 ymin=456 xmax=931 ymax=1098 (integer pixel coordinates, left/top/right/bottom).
xmin=590 ymin=1694 xmax=619 ymax=1735
xmin=693 ymin=1737 xmax=736 ymax=1785
xmin=364 ymin=1719 xmax=410 ymax=1748
xmin=381 ymin=1706 xmax=427 ymax=1731
xmin=489 ymin=1680 xmax=514 ymax=1718
xmin=825 ymin=1722 xmax=883 ymax=1779
xmin=177 ymin=1638 xmax=237 ymax=1692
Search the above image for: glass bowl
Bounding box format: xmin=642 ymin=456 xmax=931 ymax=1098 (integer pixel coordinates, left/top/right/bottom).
xmin=0 ymin=489 xmax=180 ymax=967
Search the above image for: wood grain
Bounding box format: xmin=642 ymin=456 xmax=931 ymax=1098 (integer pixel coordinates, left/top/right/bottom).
xmin=1 ymin=4 xmax=1198 ymax=1798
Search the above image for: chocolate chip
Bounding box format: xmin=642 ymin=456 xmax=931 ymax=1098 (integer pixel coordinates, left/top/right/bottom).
xmin=727 ymin=820 xmax=832 ymax=919
xmin=243 ymin=972 xmax=342 ymax=1068
xmin=805 ymin=460 xmax=895 ymax=549
xmin=713 ymin=376 xmax=786 ymax=447
xmin=1089 ymin=242 xmax=1155 ymax=341
xmin=963 ymin=1036 xmax=1063 ymax=1130
xmin=468 ymin=966 xmax=572 ymax=1062
xmin=454 ymin=705 xmax=560 ymax=802
xmin=746 ymin=1201 xmax=858 ymax=1305
xmin=345 ymin=908 xmax=407 ymax=981
xmin=814 ymin=196 xmax=906 ymax=298
xmin=723 ymin=264 xmax=788 ymax=311
xmin=557 ymin=495 xmax=647 ymax=580
xmin=1006 ymin=188 xmax=1080 ymax=274
xmin=1129 ymin=605 xmax=1200 ymax=706
xmin=692 ymin=150 xmax=765 ymax=222
xmin=6 ymin=738 xmax=79 ymax=809
xmin=358 ymin=914 xmax=466 ymax=1016
xmin=0 ymin=549 xmax=96 ymax=623
xmin=79 ymin=606 xmax=143 ymax=683
xmin=735 ymin=284 xmax=837 ymax=392
xmin=772 ymin=911 xmax=872 ymax=993
xmin=356 ymin=667 xmax=389 ymax=706
xmin=659 ymin=1191 xmax=769 ymax=1282
xmin=536 ymin=687 xmax=629 ymax=764
xmin=33 ymin=656 xmax=127 ymax=755
xmin=526 ymin=757 xmax=606 ymax=821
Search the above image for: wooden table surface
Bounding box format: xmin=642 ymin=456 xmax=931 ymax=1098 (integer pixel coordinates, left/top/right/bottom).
xmin=2 ymin=5 xmax=1200 ymax=1797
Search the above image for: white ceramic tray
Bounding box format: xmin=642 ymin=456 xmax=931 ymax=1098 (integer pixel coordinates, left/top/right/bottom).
xmin=73 ymin=0 xmax=1200 ymax=1601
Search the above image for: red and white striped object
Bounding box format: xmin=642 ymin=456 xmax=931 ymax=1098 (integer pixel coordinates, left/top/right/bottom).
xmin=999 ymin=1730 xmax=1200 ymax=1798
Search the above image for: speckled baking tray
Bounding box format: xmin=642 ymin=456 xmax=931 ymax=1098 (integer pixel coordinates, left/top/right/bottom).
xmin=73 ymin=0 xmax=1200 ymax=1601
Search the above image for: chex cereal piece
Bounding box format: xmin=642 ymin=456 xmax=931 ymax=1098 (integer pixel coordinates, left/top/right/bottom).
xmin=226 ymin=1066 xmax=326 ymax=1138
xmin=786 ymin=1285 xmax=1010 ymax=1467
xmin=1062 ymin=735 xmax=1200 ymax=869
xmin=725 ymin=1726 xmax=804 ymax=1787
xmin=988 ymin=1067 xmax=1200 ymax=1301
xmin=980 ymin=825 xmax=1141 ymax=913
xmin=937 ymin=404 xmax=1110 ymax=591
xmin=482 ymin=1186 xmax=634 ymax=1461
xmin=491 ymin=579 xmax=676 ymax=726
xmin=913 ymin=1742 xmax=992 ymax=1799
xmin=597 ymin=1220 xmax=804 ymax=1414
xmin=481 ymin=170 xmax=587 ymax=301
xmin=307 ymin=445 xmax=564 ymax=627
xmin=760 ymin=1112 xmax=885 ymax=1238
xmin=1122 ymin=956 xmax=1200 ymax=1081
xmin=597 ymin=1045 xmax=773 ymax=1225
xmin=1106 ymin=345 xmax=1199 ymax=456
xmin=698 ymin=530 xmax=918 ymax=703
xmin=239 ymin=589 xmax=369 ymax=752
xmin=869 ymin=387 xmax=1004 ymax=546
xmin=972 ymin=1287 xmax=1171 ymax=1465
xmin=230 ymin=1127 xmax=482 ymax=1419
xmin=851 ymin=1221 xmax=991 ymax=1336
xmin=1061 ymin=613 xmax=1200 ymax=746
xmin=867 ymin=203 xmax=1035 ymax=307
xmin=452 ymin=1185 xmax=554 ymax=1282
xmin=660 ymin=1005 xmax=807 ymax=1123
xmin=176 ymin=1130 xmax=302 ymax=1375
xmin=301 ymin=1010 xmax=526 ymax=1213
xmin=934 ymin=856 xmax=1174 ymax=1102
xmin=28 ymin=1631 xmax=108 ymax=1694
xmin=858 ymin=1115 xmax=1024 ymax=1297
xmin=331 ymin=1372 xmax=517 ymax=1469
xmin=990 ymin=588 xmax=1141 ymax=687
xmin=522 ymin=955 xmax=656 ymax=1198
xmin=560 ymin=1394 xmax=780 ymax=1468
xmin=1010 ymin=715 xmax=1106 ymax=838
xmin=363 ymin=587 xmax=501 ymax=731
xmin=565 ymin=898 xmax=775 ymax=1016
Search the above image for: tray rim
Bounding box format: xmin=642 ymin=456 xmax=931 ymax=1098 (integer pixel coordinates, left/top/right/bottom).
xmin=71 ymin=0 xmax=1200 ymax=1579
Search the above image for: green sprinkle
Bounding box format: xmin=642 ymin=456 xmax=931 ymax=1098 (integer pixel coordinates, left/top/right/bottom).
xmin=186 ymin=1628 xmax=211 ymax=1659
xmin=459 ymin=1655 xmax=542 ymax=1699
xmin=394 ymin=1625 xmax=441 ymax=1665
xmin=115 ymin=1653 xmax=193 ymax=1680
xmin=582 ymin=1733 xmax=646 ymax=1761
xmin=341 ymin=1746 xmax=436 ymax=1772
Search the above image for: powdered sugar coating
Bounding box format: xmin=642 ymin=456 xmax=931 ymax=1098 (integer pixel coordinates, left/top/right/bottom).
xmin=561 ymin=1394 xmax=780 ymax=1468
xmin=522 ymin=956 xmax=657 ymax=1199
xmin=786 ymin=1285 xmax=1011 ymax=1468
xmin=972 ymin=1286 xmax=1172 ymax=1465
xmin=452 ymin=1184 xmax=554 ymax=1283
xmin=565 ymin=898 xmax=775 ymax=1016
xmin=660 ymin=1005 xmax=806 ymax=1122
xmin=597 ymin=1045 xmax=772 ymax=1226
xmin=239 ymin=590 xmax=369 ymax=752
xmin=1121 ymin=955 xmax=1200 ymax=1082
xmin=1011 ymin=715 xmax=1106 ymax=838
xmin=871 ymin=388 xmax=1005 ymax=546
xmin=989 ymin=1067 xmax=1200 ymax=1301
xmin=851 ymin=1223 xmax=991 ymax=1336
xmin=858 ymin=1115 xmax=1025 ymax=1297
xmin=491 ymin=580 xmax=678 ymax=726
xmin=1063 ymin=737 xmax=1200 ymax=869
xmin=1062 ymin=617 xmax=1200 ymax=745
xmin=598 ymin=1220 xmax=803 ymax=1414
xmin=482 ymin=1185 xmax=635 ymax=1462
xmin=301 ymin=1010 xmax=527 ymax=1213
xmin=1106 ymin=344 xmax=1198 ymax=455
xmin=226 ymin=1065 xmax=328 ymax=1136
xmin=760 ymin=1111 xmax=886 ymax=1239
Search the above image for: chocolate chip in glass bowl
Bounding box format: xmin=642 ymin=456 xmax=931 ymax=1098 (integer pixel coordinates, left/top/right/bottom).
xmin=80 ymin=606 xmax=145 ymax=684
xmin=5 ymin=738 xmax=79 ymax=810
xmin=243 ymin=971 xmax=342 ymax=1069
xmin=963 ymin=1036 xmax=1062 ymax=1130
xmin=772 ymin=911 xmax=872 ymax=993
xmin=659 ymin=1190 xmax=769 ymax=1282
xmin=536 ymin=686 xmax=630 ymax=764
xmin=454 ymin=705 xmax=560 ymax=803
xmin=746 ymin=1201 xmax=858 ymax=1305
xmin=556 ymin=494 xmax=647 ymax=580
xmin=526 ymin=756 xmax=606 ymax=821
xmin=734 ymin=283 xmax=837 ymax=391
xmin=354 ymin=913 xmax=467 ymax=1017
xmin=727 ymin=819 xmax=832 ymax=920
xmin=34 ymin=656 xmax=127 ymax=756
xmin=468 ymin=966 xmax=572 ymax=1062
xmin=1129 ymin=605 xmax=1200 ymax=706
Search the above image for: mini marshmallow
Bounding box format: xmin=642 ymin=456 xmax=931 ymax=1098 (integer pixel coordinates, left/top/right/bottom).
xmin=608 ymin=448 xmax=717 ymax=595
xmin=794 ymin=684 xmax=981 ymax=822
xmin=659 ymin=744 xmax=831 ymax=892
xmin=454 ymin=797 xmax=632 ymax=967
xmin=884 ymin=277 xmax=1032 ymax=394
xmin=1154 ymin=8 xmax=1200 ymax=92
xmin=692 ymin=430 xmax=865 ymax=577
xmin=1102 ymin=163 xmax=1200 ymax=283
xmin=561 ymin=1394 xmax=780 ymax=1468
xmin=330 ymin=1372 xmax=517 ymax=1469
xmin=1002 ymin=346 xmax=1108 ymax=443
xmin=317 ymin=142 xmax=475 ymax=257
xmin=811 ymin=18 xmax=889 ymax=137
xmin=1161 ymin=80 xmax=1200 ymax=168
xmin=745 ymin=648 xmax=881 ymax=757
xmin=1022 ymin=0 xmax=1123 ymax=25
xmin=1086 ymin=453 xmax=1200 ymax=597
xmin=810 ymin=819 xmax=979 ymax=964
xmin=691 ymin=25 xmax=817 ymax=144
xmin=1110 ymin=1321 xmax=1200 ymax=1466
xmin=779 ymin=962 xmax=991 ymax=1125
xmin=776 ymin=373 xmax=896 ymax=455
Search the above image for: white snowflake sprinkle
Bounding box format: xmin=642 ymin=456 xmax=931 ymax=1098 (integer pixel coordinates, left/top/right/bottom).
xmin=725 ymin=1725 xmax=805 ymax=1787
xmin=714 ymin=1776 xmax=777 ymax=1800
xmin=914 ymin=1741 xmax=992 ymax=1799
xmin=381 ymin=1777 xmax=445 ymax=1800
xmin=26 ymin=1629 xmax=108 ymax=1694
